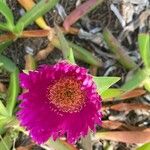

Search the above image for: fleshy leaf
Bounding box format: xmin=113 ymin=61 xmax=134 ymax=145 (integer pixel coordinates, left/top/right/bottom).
xmin=103 ymin=28 xmax=137 ymax=70
xmin=121 ymin=69 xmax=147 ymax=92
xmin=18 ymin=0 xmax=50 ymax=29
xmin=0 ymin=1 xmax=14 ymax=31
xmin=137 ymin=142 xmax=150 ymax=150
xmin=51 ymin=38 xmax=102 ymax=66
xmin=55 ymin=24 xmax=75 ymax=63
xmin=68 ymin=41 xmax=102 ymax=66
xmin=0 ymin=101 xmax=8 ymax=116
xmin=0 ymin=55 xmax=19 ymax=116
xmin=101 ymin=88 xmax=146 ymax=101
xmin=0 ymin=115 xmax=12 ymax=134
xmin=0 ymin=55 xmax=16 ymax=73
xmin=0 ymin=40 xmax=12 ymax=54
xmin=15 ymin=0 xmax=59 ymax=33
xmin=0 ymin=132 xmax=13 ymax=150
xmin=6 ymin=68 xmax=19 ymax=116
xmin=138 ymin=33 xmax=150 ymax=68
xmin=101 ymin=88 xmax=123 ymax=100
xmin=144 ymin=77 xmax=150 ymax=92
xmin=0 ymin=23 xmax=9 ymax=31
xmin=93 ymin=76 xmax=120 ymax=94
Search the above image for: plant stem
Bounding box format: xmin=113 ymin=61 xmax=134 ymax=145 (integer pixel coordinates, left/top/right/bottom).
xmin=103 ymin=28 xmax=137 ymax=70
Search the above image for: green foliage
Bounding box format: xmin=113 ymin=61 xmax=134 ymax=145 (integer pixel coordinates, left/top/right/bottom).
xmin=0 ymin=0 xmax=6 ymax=3
xmin=6 ymin=68 xmax=19 ymax=116
xmin=103 ymin=28 xmax=137 ymax=70
xmin=68 ymin=41 xmax=102 ymax=67
xmin=0 ymin=55 xmax=19 ymax=143
xmin=55 ymin=24 xmax=75 ymax=64
xmin=101 ymin=88 xmax=123 ymax=100
xmin=0 ymin=115 xmax=12 ymax=134
xmin=143 ymin=71 xmax=150 ymax=92
xmin=15 ymin=0 xmax=59 ymax=34
xmin=0 ymin=55 xmax=17 ymax=73
xmin=103 ymin=29 xmax=150 ymax=93
xmin=138 ymin=33 xmax=150 ymax=68
xmin=0 ymin=1 xmax=14 ymax=32
xmin=0 ymin=101 xmax=8 ymax=116
xmin=0 ymin=41 xmax=12 ymax=54
xmin=93 ymin=76 xmax=120 ymax=94
xmin=0 ymin=0 xmax=59 ymax=34
xmin=121 ymin=69 xmax=147 ymax=92
xmin=137 ymin=142 xmax=150 ymax=150
xmin=51 ymin=38 xmax=102 ymax=66
xmin=0 ymin=55 xmax=19 ymax=116
xmin=0 ymin=133 xmax=13 ymax=150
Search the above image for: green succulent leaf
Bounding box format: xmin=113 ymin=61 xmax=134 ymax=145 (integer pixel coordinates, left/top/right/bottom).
xmin=0 ymin=133 xmax=13 ymax=150
xmin=52 ymin=38 xmax=102 ymax=66
xmin=55 ymin=24 xmax=75 ymax=64
xmin=103 ymin=28 xmax=137 ymax=70
xmin=0 ymin=55 xmax=16 ymax=73
xmin=69 ymin=41 xmax=102 ymax=67
xmin=0 ymin=23 xmax=9 ymax=31
xmin=0 ymin=101 xmax=8 ymax=116
xmin=136 ymin=142 xmax=150 ymax=150
xmin=0 ymin=1 xmax=14 ymax=31
xmin=121 ymin=69 xmax=147 ymax=92
xmin=101 ymin=88 xmax=123 ymax=100
xmin=0 ymin=55 xmax=19 ymax=116
xmin=0 ymin=40 xmax=12 ymax=54
xmin=15 ymin=0 xmax=59 ymax=33
xmin=6 ymin=68 xmax=19 ymax=116
xmin=138 ymin=33 xmax=150 ymax=68
xmin=144 ymin=77 xmax=150 ymax=92
xmin=0 ymin=0 xmax=6 ymax=3
xmin=93 ymin=76 xmax=120 ymax=94
xmin=0 ymin=115 xmax=12 ymax=134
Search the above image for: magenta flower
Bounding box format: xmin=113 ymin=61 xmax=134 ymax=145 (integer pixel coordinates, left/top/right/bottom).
xmin=18 ymin=61 xmax=102 ymax=144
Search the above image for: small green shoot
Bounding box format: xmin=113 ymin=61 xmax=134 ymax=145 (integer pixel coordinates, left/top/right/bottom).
xmin=93 ymin=76 xmax=120 ymax=94
xmin=138 ymin=33 xmax=150 ymax=68
xmin=101 ymin=88 xmax=123 ymax=100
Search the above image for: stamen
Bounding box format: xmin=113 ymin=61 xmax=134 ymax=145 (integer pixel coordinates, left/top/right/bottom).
xmin=47 ymin=78 xmax=85 ymax=113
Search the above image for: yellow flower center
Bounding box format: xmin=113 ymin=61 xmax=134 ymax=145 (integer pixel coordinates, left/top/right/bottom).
xmin=47 ymin=78 xmax=85 ymax=113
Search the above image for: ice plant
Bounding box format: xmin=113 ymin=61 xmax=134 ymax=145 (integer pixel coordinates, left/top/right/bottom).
xmin=18 ymin=61 xmax=102 ymax=144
